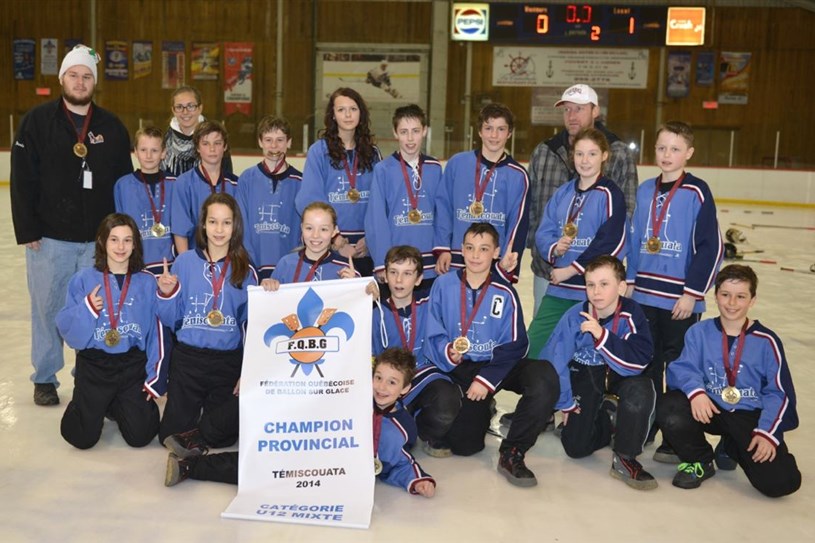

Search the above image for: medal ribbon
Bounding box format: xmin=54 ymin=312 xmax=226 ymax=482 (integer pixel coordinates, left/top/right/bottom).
xmin=398 ymin=154 xmax=423 ymax=211
xmin=293 ymin=250 xmax=331 ymax=283
xmin=473 ymin=152 xmax=500 ymax=205
xmin=62 ymin=101 xmax=94 ymax=150
xmin=372 ymin=408 xmax=384 ymax=459
xmin=459 ymin=270 xmax=492 ymax=339
xmin=649 ymin=172 xmax=686 ymax=240
xmin=137 ymin=171 xmax=166 ymax=227
xmin=208 ymin=256 xmax=231 ymax=311
xmin=103 ymin=270 xmax=132 ymax=333
xmin=565 ymin=183 xmax=593 ymax=228
xmin=591 ymin=299 xmax=623 ymax=335
xmin=261 ymin=156 xmax=287 ymax=177
xmin=720 ymin=319 xmax=748 ymax=388
xmin=388 ymin=298 xmax=417 ymax=352
xmin=199 ymin=165 xmax=226 ymax=194
xmin=342 ymin=150 xmax=359 ymax=191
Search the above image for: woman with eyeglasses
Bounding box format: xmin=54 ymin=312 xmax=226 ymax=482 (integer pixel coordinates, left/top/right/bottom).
xmin=161 ymin=86 xmax=233 ymax=177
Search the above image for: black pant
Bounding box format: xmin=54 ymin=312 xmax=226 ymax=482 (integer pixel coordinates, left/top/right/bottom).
xmin=444 ymin=358 xmax=559 ymax=456
xmin=408 ymin=379 xmax=461 ymax=443
xmin=642 ymin=305 xmax=698 ymax=400
xmin=159 ymin=343 xmax=242 ymax=443
xmin=199 ymin=394 xmax=239 ymax=448
xmin=560 ymin=363 xmax=655 ymax=459
xmin=191 ymin=451 xmax=239 ymax=484
xmin=61 ymin=348 xmax=159 ymax=449
xmin=657 ymin=390 xmax=801 ymax=498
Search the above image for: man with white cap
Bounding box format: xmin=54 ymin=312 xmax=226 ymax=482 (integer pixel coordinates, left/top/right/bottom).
xmin=11 ymin=44 xmax=132 ymax=405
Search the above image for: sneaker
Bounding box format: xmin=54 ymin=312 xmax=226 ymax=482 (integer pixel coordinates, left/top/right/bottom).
xmin=498 ymin=447 xmax=537 ymax=487
xmin=163 ymin=429 xmax=208 ymax=458
xmin=673 ymin=461 xmax=715 ymax=489
xmin=653 ymin=443 xmax=681 ymax=464
xmin=714 ymin=438 xmax=738 ymax=471
xmin=33 ymin=383 xmax=59 ymax=406
xmin=610 ymin=453 xmax=658 ymax=491
xmin=421 ymin=440 xmax=452 ymax=458
xmin=165 ymin=453 xmax=197 ymax=487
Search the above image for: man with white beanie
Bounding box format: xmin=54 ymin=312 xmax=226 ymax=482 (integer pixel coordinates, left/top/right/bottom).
xmin=11 ymin=44 xmax=133 ymax=405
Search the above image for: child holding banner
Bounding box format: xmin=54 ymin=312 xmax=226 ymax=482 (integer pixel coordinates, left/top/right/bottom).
xmin=56 ymin=213 xmax=162 ymax=449
xmin=372 ymin=245 xmax=458 ymax=458
xmin=166 ymin=348 xmax=436 ymax=498
xmin=157 ymin=193 xmax=257 ymax=447
xmin=423 ymin=222 xmax=560 ymax=487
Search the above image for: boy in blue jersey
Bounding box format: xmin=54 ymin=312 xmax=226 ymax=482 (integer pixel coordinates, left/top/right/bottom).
xmin=626 ymin=121 xmax=723 ymax=462
xmin=365 ymin=105 xmax=444 ymax=289
xmin=433 ymin=103 xmax=529 ymax=284
xmin=166 ymin=348 xmax=436 ymax=498
xmin=656 ymin=265 xmax=800 ymax=497
xmin=544 ymin=255 xmax=657 ymax=490
xmin=424 ymin=223 xmax=560 ymax=487
xmin=372 ymin=245 xmax=458 ymax=457
xmin=236 ymin=116 xmax=303 ymax=280
xmin=114 ymin=126 xmax=176 ymax=276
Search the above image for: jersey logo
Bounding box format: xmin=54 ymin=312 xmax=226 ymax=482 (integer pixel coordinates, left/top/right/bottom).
xmin=490 ymin=295 xmax=504 ymax=318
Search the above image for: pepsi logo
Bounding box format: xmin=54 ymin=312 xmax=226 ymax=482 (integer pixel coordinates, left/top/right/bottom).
xmin=453 ymin=4 xmax=489 ymax=39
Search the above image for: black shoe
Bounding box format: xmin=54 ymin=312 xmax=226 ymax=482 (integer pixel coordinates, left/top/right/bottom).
xmin=714 ymin=438 xmax=738 ymax=471
xmin=163 ymin=429 xmax=208 ymax=458
xmin=610 ymin=453 xmax=658 ymax=490
xmin=33 ymin=383 xmax=59 ymax=406
xmin=497 ymin=447 xmax=537 ymax=487
xmin=672 ymin=461 xmax=715 ymax=489
xmin=165 ymin=453 xmax=197 ymax=487
xmin=653 ymin=443 xmax=681 ymax=464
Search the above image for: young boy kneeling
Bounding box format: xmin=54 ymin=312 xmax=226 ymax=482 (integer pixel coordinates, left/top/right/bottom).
xmin=656 ymin=264 xmax=800 ymax=497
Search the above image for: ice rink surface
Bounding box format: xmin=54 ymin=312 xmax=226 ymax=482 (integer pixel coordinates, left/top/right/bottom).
xmin=1 ymin=187 xmax=813 ymax=542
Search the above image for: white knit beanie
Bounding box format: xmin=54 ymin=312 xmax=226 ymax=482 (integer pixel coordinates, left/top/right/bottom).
xmin=59 ymin=44 xmax=100 ymax=82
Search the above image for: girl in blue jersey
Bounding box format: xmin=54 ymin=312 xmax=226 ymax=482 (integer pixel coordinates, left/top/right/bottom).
xmin=56 ymin=213 xmax=162 ymax=449
xmin=527 ymin=128 xmax=627 ymax=358
xmin=296 ymin=87 xmax=381 ymax=276
xmin=157 ymin=192 xmax=257 ymax=445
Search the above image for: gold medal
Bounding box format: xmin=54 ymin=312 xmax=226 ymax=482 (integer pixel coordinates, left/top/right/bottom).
xmin=452 ymin=336 xmax=471 ymax=354
xmin=104 ymin=329 xmax=120 ymax=347
xmin=374 ymin=457 xmax=383 ymax=475
xmin=73 ymin=142 xmax=88 ymax=158
xmin=347 ymin=188 xmax=360 ymax=203
xmin=151 ymin=223 xmax=167 ymax=237
xmin=562 ymin=222 xmax=578 ymax=238
xmin=721 ymin=386 xmax=741 ymax=405
xmin=207 ymin=309 xmax=225 ymax=327
xmin=646 ymin=236 xmax=662 ymax=254
xmin=407 ymin=208 xmax=422 ymax=224
xmin=469 ymin=200 xmax=484 ymax=217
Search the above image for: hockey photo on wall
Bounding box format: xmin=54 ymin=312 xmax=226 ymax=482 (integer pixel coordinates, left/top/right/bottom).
xmin=320 ymin=52 xmax=422 ymax=103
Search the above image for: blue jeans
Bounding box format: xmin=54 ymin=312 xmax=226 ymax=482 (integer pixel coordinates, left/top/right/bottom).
xmin=532 ymin=274 xmax=549 ymax=316
xmin=26 ymin=237 xmax=94 ymax=386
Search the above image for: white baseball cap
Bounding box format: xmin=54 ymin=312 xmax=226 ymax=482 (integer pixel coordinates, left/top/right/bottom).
xmin=555 ymin=84 xmax=599 ymax=107
xmin=59 ymin=44 xmax=101 ymax=82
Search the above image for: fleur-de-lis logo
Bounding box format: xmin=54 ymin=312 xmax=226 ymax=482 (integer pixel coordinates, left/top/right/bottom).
xmin=263 ymin=288 xmax=355 ymax=377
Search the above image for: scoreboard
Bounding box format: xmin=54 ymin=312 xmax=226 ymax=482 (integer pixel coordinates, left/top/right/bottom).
xmin=489 ymin=4 xmax=669 ymax=46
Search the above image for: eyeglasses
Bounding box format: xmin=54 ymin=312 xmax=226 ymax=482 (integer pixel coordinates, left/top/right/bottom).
xmin=173 ymin=103 xmax=200 ymax=113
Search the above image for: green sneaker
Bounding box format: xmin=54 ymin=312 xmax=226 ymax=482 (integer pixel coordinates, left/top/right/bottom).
xmin=672 ymin=461 xmax=715 ymax=489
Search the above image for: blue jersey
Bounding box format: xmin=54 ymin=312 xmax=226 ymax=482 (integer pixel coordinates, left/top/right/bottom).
xmin=377 ymin=401 xmax=434 ymax=494
xmin=114 ymin=170 xmax=177 ymax=275
xmin=56 ymin=267 xmax=167 ymax=397
xmin=271 ymin=249 xmax=357 ymax=284
xmin=433 ymin=150 xmax=530 ymax=283
xmin=364 ymin=152 xmax=444 ymax=278
xmin=667 ymin=318 xmax=798 ymax=446
xmin=236 ymin=163 xmax=303 ymax=280
xmin=535 ymin=175 xmax=627 ymax=300
xmin=424 ymin=268 xmax=528 ymax=393
xmin=170 ymin=166 xmax=240 ymax=246
xmin=627 ymin=172 xmax=723 ymax=313
xmin=372 ymin=294 xmax=450 ymax=405
xmin=542 ymin=297 xmax=653 ymax=411
xmin=157 ymin=249 xmax=257 ymax=351
xmin=296 ymin=139 xmax=382 ymax=244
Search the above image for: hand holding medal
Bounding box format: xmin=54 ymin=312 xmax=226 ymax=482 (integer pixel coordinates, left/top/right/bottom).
xmin=157 ymin=257 xmax=178 ymax=295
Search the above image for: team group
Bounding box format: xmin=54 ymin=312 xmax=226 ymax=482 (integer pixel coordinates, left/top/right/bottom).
xmin=10 ymin=45 xmax=800 ymax=499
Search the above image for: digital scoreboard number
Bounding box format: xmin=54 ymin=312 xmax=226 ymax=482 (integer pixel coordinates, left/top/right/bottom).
xmin=490 ymin=4 xmax=669 ymax=46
